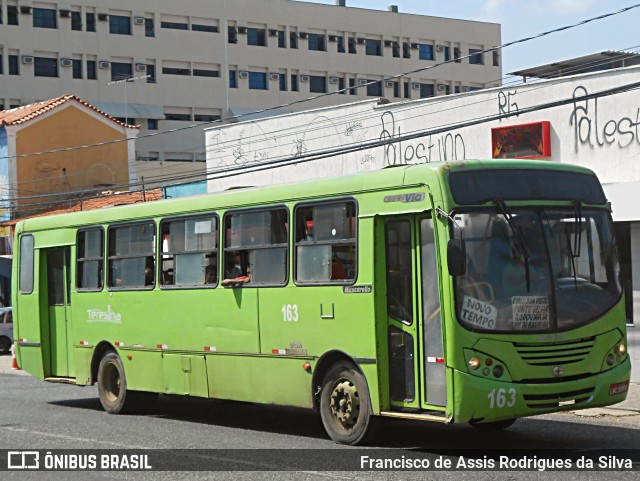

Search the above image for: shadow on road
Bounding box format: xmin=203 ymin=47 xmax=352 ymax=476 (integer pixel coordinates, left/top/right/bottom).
xmin=50 ymin=394 xmax=640 ymax=449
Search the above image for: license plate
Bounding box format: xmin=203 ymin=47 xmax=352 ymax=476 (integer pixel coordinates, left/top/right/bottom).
xmin=609 ymin=381 xmax=629 ymax=395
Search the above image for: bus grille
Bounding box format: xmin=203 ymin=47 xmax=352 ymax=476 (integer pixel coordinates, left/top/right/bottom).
xmin=513 ymin=337 xmax=595 ymax=366
xmin=523 ymin=387 xmax=595 ymax=409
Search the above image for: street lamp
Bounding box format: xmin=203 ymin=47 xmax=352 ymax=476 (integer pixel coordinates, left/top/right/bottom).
xmin=106 ymin=74 xmax=150 ymax=124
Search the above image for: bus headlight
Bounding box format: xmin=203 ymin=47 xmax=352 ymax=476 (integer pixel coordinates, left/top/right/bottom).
xmin=468 ymin=357 xmax=481 ymax=370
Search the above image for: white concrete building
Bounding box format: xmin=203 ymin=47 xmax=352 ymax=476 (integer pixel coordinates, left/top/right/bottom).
xmin=0 ymin=0 xmax=501 ymax=188
xmin=205 ymin=64 xmax=640 ymax=379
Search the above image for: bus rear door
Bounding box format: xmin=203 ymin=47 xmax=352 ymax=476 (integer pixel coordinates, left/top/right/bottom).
xmin=382 ymin=214 xmax=446 ymax=412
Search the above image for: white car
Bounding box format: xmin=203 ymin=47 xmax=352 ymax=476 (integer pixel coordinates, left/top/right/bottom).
xmin=0 ymin=307 xmax=13 ymax=355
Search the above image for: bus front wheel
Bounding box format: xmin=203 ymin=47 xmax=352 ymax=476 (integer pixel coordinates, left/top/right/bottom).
xmin=319 ymin=362 xmax=372 ymax=445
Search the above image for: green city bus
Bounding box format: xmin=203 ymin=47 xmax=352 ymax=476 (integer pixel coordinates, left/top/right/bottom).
xmin=13 ymin=160 xmax=630 ymax=445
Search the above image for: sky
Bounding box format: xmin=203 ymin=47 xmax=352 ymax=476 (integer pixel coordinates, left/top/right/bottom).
xmin=301 ymin=0 xmax=640 ymax=76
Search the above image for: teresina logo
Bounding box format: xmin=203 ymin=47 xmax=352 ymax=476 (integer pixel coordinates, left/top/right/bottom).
xmin=87 ymin=305 xmax=122 ymax=324
xmin=384 ymin=192 xmax=426 ymax=203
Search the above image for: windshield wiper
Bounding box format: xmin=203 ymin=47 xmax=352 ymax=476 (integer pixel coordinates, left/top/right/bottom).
xmin=495 ymin=199 xmax=531 ymax=292
xmin=567 ymin=200 xmax=583 ymax=287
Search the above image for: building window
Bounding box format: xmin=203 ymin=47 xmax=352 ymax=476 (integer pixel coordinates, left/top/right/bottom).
xmin=404 ymin=81 xmax=410 ymax=98
xmin=349 ymin=78 xmax=356 ymax=95
xmin=146 ymin=64 xmax=156 ymax=83
xmin=192 ymin=24 xmax=218 ymax=33
xmin=109 ymin=15 xmax=131 ymax=35
xmin=111 ymin=62 xmax=133 ymax=81
xmin=493 ymin=50 xmax=500 ymax=67
xmin=193 ymin=69 xmax=219 ymax=77
xmin=454 ymin=47 xmax=461 ymax=63
xmin=77 ymin=229 xmax=104 ymax=291
xmin=348 ymin=37 xmax=356 ymax=54
xmin=9 ymin=56 xmax=19 ymax=75
xmin=8 ymin=6 xmax=18 ymax=25
xmin=145 ymin=18 xmax=155 ymax=37
xmin=194 ymin=114 xmax=220 ymax=122
xmin=419 ymin=44 xmax=434 ymax=61
xmin=163 ymin=67 xmax=191 ymax=76
xmin=108 ymin=222 xmax=156 ymax=289
xmin=289 ymin=32 xmax=298 ymax=49
xmin=309 ymin=75 xmax=326 ymax=93
xmin=223 ymin=208 xmax=288 ymax=286
xmin=338 ymin=77 xmax=345 ymax=94
xmin=393 ymin=81 xmax=400 ymax=98
xmin=86 ymin=12 xmax=96 ymax=32
xmin=229 ymin=70 xmax=237 ymax=88
xmin=337 ymin=37 xmax=345 ymax=53
xmin=469 ymin=48 xmax=484 ymax=65
xmin=249 ymin=72 xmax=267 ymax=90
xmin=161 ymin=215 xmax=218 ymax=288
xmin=228 ymin=26 xmax=237 ymax=43
xmin=403 ymin=43 xmax=411 ymax=59
xmin=161 ymin=21 xmax=188 ymax=30
xmin=279 ymin=74 xmax=286 ymax=91
xmin=308 ymin=34 xmax=326 ymax=51
xmin=147 ymin=119 xmax=158 ymax=130
xmin=34 ymin=57 xmax=58 ymax=78
xmin=33 ymin=8 xmax=57 ymax=29
xmin=443 ymin=46 xmax=450 ymax=62
xmin=366 ymin=80 xmax=382 ymax=97
xmin=420 ymin=83 xmax=435 ymax=98
xmin=277 ymin=30 xmax=286 ymax=48
xmin=71 ymin=11 xmax=82 ymax=30
xmin=392 ymin=42 xmax=400 ymax=58
xmin=0 ymin=56 xmax=2 ymax=74
xmin=72 ymin=59 xmax=82 ymax=79
xmin=165 ymin=113 xmax=191 ymax=121
xmin=291 ymin=74 xmax=298 ymax=92
xmin=365 ymin=39 xmax=382 ymax=56
xmin=247 ymin=28 xmax=266 ymax=46
xmin=295 ymin=201 xmax=357 ymax=284
xmin=87 ymin=60 xmax=96 ymax=79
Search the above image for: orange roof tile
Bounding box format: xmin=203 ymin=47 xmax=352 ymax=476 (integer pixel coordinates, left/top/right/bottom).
xmin=0 ymin=94 xmax=139 ymax=128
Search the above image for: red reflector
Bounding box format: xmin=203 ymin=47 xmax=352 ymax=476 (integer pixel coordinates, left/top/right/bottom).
xmin=435 ymin=357 xmax=445 ymax=364
xmin=609 ymin=381 xmax=629 ymax=396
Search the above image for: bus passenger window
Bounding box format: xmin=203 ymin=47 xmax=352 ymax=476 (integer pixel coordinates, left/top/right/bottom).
xmin=223 ymin=208 xmax=288 ymax=286
xmin=160 ymin=215 xmax=218 ymax=288
xmin=108 ymin=222 xmax=156 ymax=289
xmin=295 ymin=201 xmax=357 ymax=284
xmin=77 ymin=228 xmax=104 ymax=291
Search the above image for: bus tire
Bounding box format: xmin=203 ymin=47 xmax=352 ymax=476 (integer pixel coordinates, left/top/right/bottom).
xmin=97 ymin=350 xmax=149 ymax=414
xmin=470 ymin=418 xmax=517 ymax=430
xmin=319 ymin=362 xmax=372 ymax=445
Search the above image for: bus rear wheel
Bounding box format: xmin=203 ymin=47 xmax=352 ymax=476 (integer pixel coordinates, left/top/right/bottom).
xmin=97 ymin=350 xmax=156 ymax=414
xmin=319 ymin=362 xmax=372 ymax=445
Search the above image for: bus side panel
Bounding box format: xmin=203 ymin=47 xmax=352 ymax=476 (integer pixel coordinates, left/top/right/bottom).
xmin=206 ymin=355 xmax=313 ymax=408
xmin=120 ymin=349 xmax=164 ymax=393
xmin=74 ymin=347 xmax=92 ymax=385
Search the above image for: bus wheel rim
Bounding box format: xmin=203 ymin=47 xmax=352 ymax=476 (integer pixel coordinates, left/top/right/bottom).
xmin=329 ymin=379 xmax=360 ymax=429
xmin=105 ymin=363 xmax=120 ymax=403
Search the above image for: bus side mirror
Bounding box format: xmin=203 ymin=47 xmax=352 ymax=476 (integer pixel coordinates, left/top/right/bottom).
xmin=447 ymin=239 xmax=466 ymax=276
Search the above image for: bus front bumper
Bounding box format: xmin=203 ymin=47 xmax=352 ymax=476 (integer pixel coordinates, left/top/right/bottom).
xmin=452 ymin=359 xmax=631 ymax=424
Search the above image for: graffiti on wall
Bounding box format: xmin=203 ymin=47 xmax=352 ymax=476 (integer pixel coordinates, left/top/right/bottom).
xmin=498 ymin=90 xmax=520 ymax=118
xmin=378 ymin=111 xmax=466 ymax=165
xmin=570 ymin=85 xmax=640 ymax=152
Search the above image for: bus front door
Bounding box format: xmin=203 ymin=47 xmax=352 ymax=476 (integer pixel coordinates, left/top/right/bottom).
xmin=43 ymin=247 xmax=72 ymax=378
xmin=383 ymin=215 xmax=446 ymax=411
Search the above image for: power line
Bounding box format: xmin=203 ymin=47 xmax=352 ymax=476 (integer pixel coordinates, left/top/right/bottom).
xmin=1 ymin=2 xmax=638 ymax=164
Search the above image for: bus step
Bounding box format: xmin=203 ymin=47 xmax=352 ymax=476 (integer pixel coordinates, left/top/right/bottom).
xmin=44 ymin=377 xmax=77 ymax=385
xmin=379 ymin=411 xmax=451 ymax=423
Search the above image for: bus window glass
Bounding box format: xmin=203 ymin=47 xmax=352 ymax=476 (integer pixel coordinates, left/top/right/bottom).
xmin=77 ymin=228 xmax=104 ymax=290
xmin=385 ymin=220 xmax=413 ymax=324
xmin=452 ymin=208 xmax=621 ymax=332
xmin=295 ymin=201 xmax=357 ymax=284
xmin=161 ymin=215 xmax=218 ymax=287
xmin=223 ymin=208 xmax=288 ymax=286
xmin=19 ymin=234 xmax=34 ymax=294
xmin=108 ymin=222 xmax=156 ymax=289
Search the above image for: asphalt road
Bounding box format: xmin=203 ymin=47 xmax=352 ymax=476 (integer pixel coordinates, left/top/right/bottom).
xmin=0 ymin=356 xmax=638 ymax=481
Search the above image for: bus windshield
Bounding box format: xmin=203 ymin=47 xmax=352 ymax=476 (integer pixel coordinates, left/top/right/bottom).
xmin=453 ymin=207 xmax=621 ymax=333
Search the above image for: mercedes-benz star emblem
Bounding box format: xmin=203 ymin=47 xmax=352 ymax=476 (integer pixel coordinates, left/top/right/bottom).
xmin=552 ymin=365 xmax=564 ymax=377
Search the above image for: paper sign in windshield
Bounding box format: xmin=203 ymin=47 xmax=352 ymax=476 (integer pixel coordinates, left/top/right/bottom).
xmin=461 ymin=296 xmax=497 ymax=329
xmin=512 ymin=296 xmax=549 ymax=329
